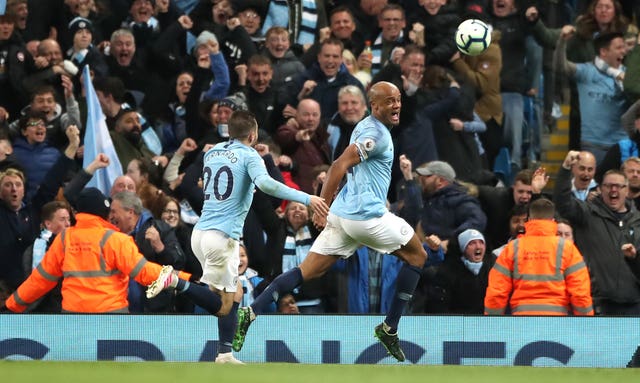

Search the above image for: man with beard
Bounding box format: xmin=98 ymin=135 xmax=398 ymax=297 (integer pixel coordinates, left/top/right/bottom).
xmin=110 ymin=107 xmax=165 ymax=173
xmin=485 ymin=198 xmax=593 ymax=316
xmin=413 ymin=160 xmax=486 ymax=254
xmin=555 ymin=151 xmax=640 ymax=315
xmin=326 ymin=85 xmax=367 ymax=161
xmin=491 ymin=203 xmax=527 ymax=258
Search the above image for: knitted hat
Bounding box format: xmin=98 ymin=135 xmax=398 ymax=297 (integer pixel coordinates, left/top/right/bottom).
xmin=458 ymin=229 xmax=485 ymax=252
xmin=218 ymin=92 xmax=248 ymax=111
xmin=68 ymin=17 xmax=94 ymax=36
xmin=195 ymin=30 xmax=218 ymax=48
xmin=415 ymin=161 xmax=456 ymax=182
xmin=76 ymin=187 xmax=111 ymax=219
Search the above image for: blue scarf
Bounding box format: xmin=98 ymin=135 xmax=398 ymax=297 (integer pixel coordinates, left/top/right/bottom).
xmin=262 ymin=0 xmax=318 ymax=45
xmin=282 ymin=225 xmax=313 ymax=273
xmin=370 ymin=30 xmax=403 ymax=76
xmin=32 ymin=229 xmax=53 ymax=269
xmin=461 ymin=257 xmax=483 ymax=276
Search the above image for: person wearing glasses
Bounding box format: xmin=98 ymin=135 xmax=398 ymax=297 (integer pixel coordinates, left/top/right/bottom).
xmin=150 ymin=193 xmax=203 ymax=313
xmin=12 ymin=111 xmax=80 ymax=201
xmin=554 ymin=150 xmax=640 ymax=315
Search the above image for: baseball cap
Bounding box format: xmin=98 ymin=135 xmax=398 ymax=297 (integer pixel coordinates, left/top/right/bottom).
xmin=76 ymin=187 xmax=111 ymax=219
xmin=415 ymin=161 xmax=456 ymax=182
xmin=458 ymin=229 xmax=485 ymax=252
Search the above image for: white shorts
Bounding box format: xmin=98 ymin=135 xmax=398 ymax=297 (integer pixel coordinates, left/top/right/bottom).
xmin=310 ymin=212 xmax=414 ymax=258
xmin=191 ymin=229 xmax=239 ymax=292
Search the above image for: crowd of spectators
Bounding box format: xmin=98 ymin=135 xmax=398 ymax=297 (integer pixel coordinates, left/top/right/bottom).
xmin=1 ymin=0 xmax=640 ymax=316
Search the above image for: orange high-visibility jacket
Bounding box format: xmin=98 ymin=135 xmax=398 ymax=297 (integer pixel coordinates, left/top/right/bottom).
xmin=6 ymin=213 xmax=190 ymax=313
xmin=484 ymin=220 xmax=594 ymax=316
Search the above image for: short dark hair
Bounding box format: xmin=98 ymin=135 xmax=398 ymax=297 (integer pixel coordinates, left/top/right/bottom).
xmin=41 ymin=200 xmax=71 ymax=222
xmin=509 ymin=203 xmax=529 ymax=219
xmin=379 ymin=3 xmax=405 ymax=18
xmin=0 ymin=12 xmax=17 ymax=24
xmin=594 ymin=32 xmax=624 ymax=53
xmin=94 ymin=76 xmax=126 ymax=103
xmin=248 ymin=54 xmax=272 ymax=67
xmin=320 ymin=37 xmax=344 ymax=52
xmin=30 ymin=85 xmax=56 ymax=102
xmin=19 ymin=110 xmax=48 ymax=131
xmin=528 ymin=198 xmax=555 ymax=220
xmin=514 ymin=169 xmax=533 ymax=185
xmin=401 ymin=44 xmax=425 ymax=61
xmin=228 ymin=110 xmax=258 ymax=139
xmin=198 ymin=98 xmax=219 ymax=123
xmin=329 ymin=5 xmax=354 ymax=21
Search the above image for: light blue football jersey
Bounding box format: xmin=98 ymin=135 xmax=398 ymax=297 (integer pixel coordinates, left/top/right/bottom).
xmin=330 ymin=115 xmax=393 ymax=220
xmin=195 ymin=140 xmax=309 ymax=239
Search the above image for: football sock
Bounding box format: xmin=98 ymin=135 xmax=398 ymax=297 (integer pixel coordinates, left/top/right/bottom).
xmin=251 ymin=267 xmax=303 ymax=313
xmin=218 ymin=301 xmax=239 ymax=354
xmin=385 ymin=263 xmax=422 ymax=333
xmin=177 ymin=280 xmax=222 ymax=315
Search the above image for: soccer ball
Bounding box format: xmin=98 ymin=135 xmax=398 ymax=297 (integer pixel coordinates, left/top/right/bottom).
xmin=455 ymin=19 xmax=491 ymax=56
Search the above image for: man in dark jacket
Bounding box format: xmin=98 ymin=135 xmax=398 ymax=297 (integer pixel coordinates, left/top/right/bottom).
xmin=477 ymin=168 xmax=548 ymax=250
xmin=414 ymin=160 xmax=487 ymax=252
xmin=283 ymin=37 xmax=364 ymax=120
xmin=0 ymin=12 xmax=31 ymax=118
xmin=424 ymin=229 xmax=495 ymax=314
xmin=0 ymin=125 xmax=79 ymax=291
xmin=236 ymin=54 xmax=282 ymax=138
xmin=109 ymin=190 xmax=185 ymax=312
xmin=554 ymin=150 xmax=640 ymax=315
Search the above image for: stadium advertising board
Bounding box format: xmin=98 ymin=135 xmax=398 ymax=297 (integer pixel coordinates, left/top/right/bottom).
xmin=1 ymin=315 xmax=638 ymax=366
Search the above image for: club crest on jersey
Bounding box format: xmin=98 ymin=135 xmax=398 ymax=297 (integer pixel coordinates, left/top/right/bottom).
xmin=363 ymin=138 xmax=375 ymax=152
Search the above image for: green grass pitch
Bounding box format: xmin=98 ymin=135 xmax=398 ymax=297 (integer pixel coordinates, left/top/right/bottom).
xmin=1 ymin=362 xmax=638 ymax=383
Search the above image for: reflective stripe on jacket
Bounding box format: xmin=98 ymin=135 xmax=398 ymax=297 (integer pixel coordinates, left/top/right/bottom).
xmin=6 ymin=213 xmax=190 ymax=313
xmin=484 ymin=220 xmax=594 ymax=316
